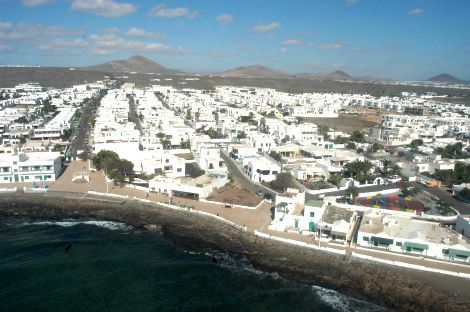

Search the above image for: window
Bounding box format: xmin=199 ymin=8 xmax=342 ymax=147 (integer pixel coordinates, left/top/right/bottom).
xmin=363 ymin=236 xmax=369 ymax=241
xmin=396 ymin=241 xmax=402 ymax=247
xmin=309 ymin=212 xmax=315 ymax=218
xmin=176 ymin=168 xmax=182 ymax=172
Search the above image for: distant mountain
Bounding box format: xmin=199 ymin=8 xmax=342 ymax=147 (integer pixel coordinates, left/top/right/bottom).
xmin=329 ymin=70 xmax=351 ymax=78
xmin=427 ymin=74 xmax=461 ymax=83
xmin=214 ymin=65 xmax=288 ymax=78
xmin=293 ymin=70 xmax=357 ymax=81
xmin=82 ymin=55 xmax=180 ymax=74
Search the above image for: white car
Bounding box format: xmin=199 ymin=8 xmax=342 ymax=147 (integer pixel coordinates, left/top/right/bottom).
xmin=387 ymin=175 xmax=402 ymax=184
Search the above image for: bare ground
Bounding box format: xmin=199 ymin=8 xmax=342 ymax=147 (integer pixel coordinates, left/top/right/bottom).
xmin=207 ymin=184 xmax=262 ymax=207
xmin=302 ymin=113 xmax=377 ymax=133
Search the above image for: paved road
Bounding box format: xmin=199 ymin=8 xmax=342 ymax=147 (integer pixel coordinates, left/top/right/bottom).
xmin=128 ymin=95 xmax=143 ymax=134
xmin=413 ymin=182 xmax=470 ymax=215
xmin=70 ymin=91 xmax=108 ymax=154
xmin=70 ymin=99 xmax=94 ymax=153
xmin=220 ymin=149 xmax=277 ymax=197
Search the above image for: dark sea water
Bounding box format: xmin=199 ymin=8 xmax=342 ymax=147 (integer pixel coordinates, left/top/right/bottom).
xmin=0 ymin=217 xmax=385 ymax=312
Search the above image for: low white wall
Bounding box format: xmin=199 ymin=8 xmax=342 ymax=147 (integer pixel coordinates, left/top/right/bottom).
xmin=169 ymin=148 xmax=191 ymax=154
xmin=0 ymin=187 xmax=17 ymax=193
xmin=333 ymin=202 xmax=418 ymax=217
xmin=420 ymin=214 xmax=458 ymax=222
xmin=351 ymin=252 xmax=470 ymax=279
xmin=87 ymin=191 xmax=129 ymax=199
xmin=305 ymin=185 xmax=398 ymax=196
xmin=199 ymin=198 xmax=259 ymax=210
xmin=254 ymin=230 xmax=346 ymax=256
xmin=305 ymin=186 xmax=343 ymax=195
xmin=358 ymin=188 xmax=399 ymax=197
xmin=131 ymin=197 xmax=246 ymax=231
xmin=124 ymin=184 xmax=148 ymax=192
xmin=23 ymin=187 xmax=47 ymax=193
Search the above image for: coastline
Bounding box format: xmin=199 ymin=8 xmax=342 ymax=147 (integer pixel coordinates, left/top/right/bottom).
xmin=1 ymin=192 xmax=469 ymax=311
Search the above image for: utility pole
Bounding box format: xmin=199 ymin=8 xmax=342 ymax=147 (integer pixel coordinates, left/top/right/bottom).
xmin=318 ymin=218 xmax=322 ymax=247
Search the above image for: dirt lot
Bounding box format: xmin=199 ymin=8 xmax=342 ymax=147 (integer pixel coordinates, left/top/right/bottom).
xmin=302 ymin=113 xmax=377 ymax=133
xmin=207 ymin=184 xmax=262 ymax=207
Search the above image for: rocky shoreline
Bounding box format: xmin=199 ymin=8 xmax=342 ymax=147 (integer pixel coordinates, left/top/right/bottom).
xmin=1 ymin=192 xmax=469 ymax=311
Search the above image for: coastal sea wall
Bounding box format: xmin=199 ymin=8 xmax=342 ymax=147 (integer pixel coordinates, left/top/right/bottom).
xmin=1 ymin=192 xmax=469 ymax=312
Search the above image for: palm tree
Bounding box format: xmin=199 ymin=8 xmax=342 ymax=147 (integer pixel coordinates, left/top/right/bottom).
xmin=381 ymin=159 xmax=401 ymax=178
xmin=344 ymin=160 xmax=373 ymax=183
xmin=344 ymin=184 xmax=359 ymax=204
xmin=329 ymin=174 xmax=342 ymax=188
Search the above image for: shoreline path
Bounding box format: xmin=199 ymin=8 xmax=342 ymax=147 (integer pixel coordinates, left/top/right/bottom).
xmin=1 ymin=160 xmax=469 ymax=276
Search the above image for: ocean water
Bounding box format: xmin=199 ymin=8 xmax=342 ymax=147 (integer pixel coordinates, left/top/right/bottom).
xmin=0 ymin=217 xmax=385 ymax=312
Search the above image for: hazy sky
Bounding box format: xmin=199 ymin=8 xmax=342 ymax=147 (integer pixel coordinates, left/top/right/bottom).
xmin=0 ymin=0 xmax=469 ymax=80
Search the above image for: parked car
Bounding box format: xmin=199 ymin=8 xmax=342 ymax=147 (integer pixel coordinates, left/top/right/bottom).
xmin=264 ymin=193 xmax=274 ymax=202
xmin=387 ymin=175 xmax=402 ymax=184
xmin=255 ymin=189 xmax=263 ymax=196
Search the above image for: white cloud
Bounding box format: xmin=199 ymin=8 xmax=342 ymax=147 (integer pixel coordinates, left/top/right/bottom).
xmin=0 ymin=22 xmax=183 ymax=56
xmin=88 ymin=32 xmax=183 ymax=55
xmin=148 ymin=4 xmax=198 ymax=18
xmin=22 ymin=0 xmax=54 ymax=6
xmin=252 ymin=22 xmax=281 ymax=32
xmin=208 ymin=50 xmax=238 ymax=58
xmin=103 ymin=27 xmax=120 ymax=34
xmin=216 ymin=14 xmax=234 ymax=24
xmin=344 ymin=0 xmax=361 ymax=6
xmin=37 ymin=38 xmax=88 ymax=54
xmin=45 ymin=38 xmax=88 ymax=48
xmin=0 ymin=44 xmax=14 ymax=52
xmin=281 ymin=39 xmax=302 ymax=46
xmin=408 ymin=8 xmax=424 ymax=16
xmin=279 ymin=47 xmax=287 ymax=53
xmin=0 ymin=22 xmax=81 ymax=41
xmin=321 ymin=43 xmax=343 ymax=49
xmin=0 ymin=22 xmax=13 ymax=31
xmin=125 ymin=27 xmax=165 ymax=39
xmin=71 ymin=0 xmax=137 ymax=18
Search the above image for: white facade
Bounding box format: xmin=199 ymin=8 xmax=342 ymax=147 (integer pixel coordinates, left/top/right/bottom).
xmin=357 ymin=209 xmax=470 ymax=262
xmin=0 ymin=152 xmax=62 ymax=184
xmin=242 ymin=155 xmax=280 ymax=183
xmin=149 ymin=174 xmax=228 ymax=199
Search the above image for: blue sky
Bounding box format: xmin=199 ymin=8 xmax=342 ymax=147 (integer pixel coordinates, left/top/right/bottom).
xmin=0 ymin=0 xmax=469 ymax=80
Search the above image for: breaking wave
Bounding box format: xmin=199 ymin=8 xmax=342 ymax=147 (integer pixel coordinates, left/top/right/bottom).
xmin=313 ymin=286 xmax=387 ymax=311
xmin=16 ymin=220 xmax=134 ymax=232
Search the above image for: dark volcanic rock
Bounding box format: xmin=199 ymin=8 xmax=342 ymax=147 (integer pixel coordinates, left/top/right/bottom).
xmin=427 ymin=74 xmax=461 ymax=83
xmin=82 ymin=55 xmax=180 ymax=74
xmin=0 ymin=192 xmax=469 ymax=311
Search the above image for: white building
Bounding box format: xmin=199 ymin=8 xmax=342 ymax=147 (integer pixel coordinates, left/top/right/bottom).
xmin=242 ymin=155 xmax=280 ymax=183
xmin=149 ymin=173 xmax=227 ymax=199
xmin=456 ymin=215 xmax=470 ymax=239
xmin=0 ymin=152 xmax=62 ymax=184
xmin=357 ymin=209 xmax=470 ymax=262
xmin=271 ymin=188 xmax=306 ymax=230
